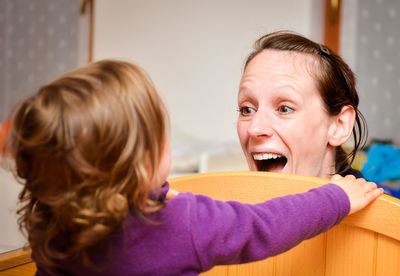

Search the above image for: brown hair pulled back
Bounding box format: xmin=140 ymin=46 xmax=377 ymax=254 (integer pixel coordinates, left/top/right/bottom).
xmin=245 ymin=31 xmax=367 ymax=173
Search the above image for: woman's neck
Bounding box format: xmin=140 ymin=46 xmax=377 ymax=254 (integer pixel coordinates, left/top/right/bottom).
xmin=318 ymin=145 xmax=337 ymax=179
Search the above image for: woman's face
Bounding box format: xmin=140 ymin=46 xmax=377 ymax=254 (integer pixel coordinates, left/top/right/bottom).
xmin=237 ymin=49 xmax=337 ymax=178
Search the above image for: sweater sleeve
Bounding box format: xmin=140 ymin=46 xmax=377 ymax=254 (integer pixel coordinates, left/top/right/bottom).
xmin=188 ymin=183 xmax=350 ymax=271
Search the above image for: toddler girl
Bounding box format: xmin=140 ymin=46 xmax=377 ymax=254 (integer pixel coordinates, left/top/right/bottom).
xmin=5 ymin=60 xmax=382 ymax=275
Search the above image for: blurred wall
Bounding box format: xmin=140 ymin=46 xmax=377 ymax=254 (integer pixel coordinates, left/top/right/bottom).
xmin=0 ymin=0 xmax=89 ymax=122
xmin=93 ymin=0 xmax=324 ymax=145
xmin=341 ymin=0 xmax=400 ymax=144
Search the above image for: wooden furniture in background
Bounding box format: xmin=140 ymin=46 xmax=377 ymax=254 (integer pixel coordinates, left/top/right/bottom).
xmin=170 ymin=171 xmax=400 ymax=276
xmin=324 ymin=0 xmax=342 ymax=53
xmin=0 ymin=248 xmax=35 ymax=276
xmin=80 ymin=0 xmax=94 ymax=62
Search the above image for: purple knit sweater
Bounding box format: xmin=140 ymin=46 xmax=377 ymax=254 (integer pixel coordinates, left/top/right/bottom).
xmin=35 ymin=182 xmax=349 ymax=276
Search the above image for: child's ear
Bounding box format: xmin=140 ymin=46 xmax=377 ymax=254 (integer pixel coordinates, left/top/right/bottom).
xmin=328 ymin=105 xmax=356 ymax=147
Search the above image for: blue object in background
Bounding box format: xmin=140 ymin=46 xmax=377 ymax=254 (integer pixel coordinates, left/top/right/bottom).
xmin=377 ymin=181 xmax=400 ymax=198
xmin=362 ymin=143 xmax=400 ymax=182
xmin=361 ymin=143 xmax=400 ymax=198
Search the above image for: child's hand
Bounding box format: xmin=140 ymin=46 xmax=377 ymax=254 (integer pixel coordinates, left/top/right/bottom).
xmin=330 ymin=174 xmax=384 ymax=215
xmin=166 ymin=189 xmax=179 ymax=200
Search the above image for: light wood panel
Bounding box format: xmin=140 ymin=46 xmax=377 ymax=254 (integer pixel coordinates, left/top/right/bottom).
xmin=0 ymin=248 xmax=32 ymax=271
xmin=169 ymin=171 xmax=400 ymax=276
xmin=0 ymin=248 xmax=35 ymax=276
xmin=204 ymin=265 xmax=228 ymax=276
xmin=376 ymin=234 xmax=400 ymax=275
xmin=275 ymin=234 xmax=326 ymax=276
xmin=343 ymin=195 xmax=400 ymax=241
xmin=325 ymin=225 xmax=376 ymax=275
xmin=0 ymin=262 xmax=36 ymax=276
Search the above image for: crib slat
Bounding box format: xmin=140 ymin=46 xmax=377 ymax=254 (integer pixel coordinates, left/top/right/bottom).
xmin=325 ymin=224 xmax=376 ymax=276
xmin=376 ymin=233 xmax=400 ymax=275
xmin=275 ymin=234 xmax=326 ymax=276
xmin=202 ymin=265 xmax=229 ymax=276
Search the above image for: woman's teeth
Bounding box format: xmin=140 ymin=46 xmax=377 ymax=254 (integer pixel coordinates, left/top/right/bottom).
xmin=253 ymin=153 xmax=282 ymax=160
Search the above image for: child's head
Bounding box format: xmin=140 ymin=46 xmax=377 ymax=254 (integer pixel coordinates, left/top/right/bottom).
xmin=7 ymin=59 xmax=170 ymax=266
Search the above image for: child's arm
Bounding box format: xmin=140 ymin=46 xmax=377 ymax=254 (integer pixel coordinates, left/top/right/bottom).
xmin=184 ymin=175 xmax=382 ymax=270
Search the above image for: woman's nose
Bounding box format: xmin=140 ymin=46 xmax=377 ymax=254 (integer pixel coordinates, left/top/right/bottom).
xmin=247 ymin=111 xmax=274 ymax=138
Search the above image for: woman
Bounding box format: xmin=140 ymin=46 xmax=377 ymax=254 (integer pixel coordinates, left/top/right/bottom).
xmin=237 ymin=31 xmax=366 ymax=178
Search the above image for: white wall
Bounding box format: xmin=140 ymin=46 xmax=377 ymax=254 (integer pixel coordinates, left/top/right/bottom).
xmin=0 ymin=165 xmax=26 ymax=253
xmin=94 ymin=0 xmax=323 ymax=144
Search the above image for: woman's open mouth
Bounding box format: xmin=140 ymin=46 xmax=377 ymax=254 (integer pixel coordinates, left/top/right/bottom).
xmin=253 ymin=153 xmax=287 ymax=172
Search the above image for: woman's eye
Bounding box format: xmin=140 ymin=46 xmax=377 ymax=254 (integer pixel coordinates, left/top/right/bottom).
xmin=238 ymin=106 xmax=256 ymax=116
xmin=278 ymin=105 xmax=294 ymax=114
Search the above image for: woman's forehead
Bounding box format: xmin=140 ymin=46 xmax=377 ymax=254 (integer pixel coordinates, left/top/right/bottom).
xmin=240 ymin=50 xmax=320 ymax=93
xmin=245 ymin=49 xmax=318 ymax=76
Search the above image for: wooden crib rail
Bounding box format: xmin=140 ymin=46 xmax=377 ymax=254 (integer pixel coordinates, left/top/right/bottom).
xmin=169 ymin=171 xmax=400 ymax=276
xmin=1 ymin=171 xmax=398 ymax=275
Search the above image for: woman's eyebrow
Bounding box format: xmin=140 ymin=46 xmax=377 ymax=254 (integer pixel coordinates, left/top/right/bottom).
xmin=237 ymin=90 xmax=257 ymax=104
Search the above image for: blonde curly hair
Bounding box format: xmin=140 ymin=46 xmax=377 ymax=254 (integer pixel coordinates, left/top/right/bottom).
xmin=6 ymin=60 xmax=168 ymax=267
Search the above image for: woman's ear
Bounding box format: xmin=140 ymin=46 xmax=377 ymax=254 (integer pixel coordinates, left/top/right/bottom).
xmin=328 ymin=105 xmax=356 ymax=147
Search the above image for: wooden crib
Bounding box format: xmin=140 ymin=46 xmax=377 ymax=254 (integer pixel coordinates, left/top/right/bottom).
xmin=1 ymin=171 xmax=399 ymax=275
xmin=170 ymin=171 xmax=400 ymax=276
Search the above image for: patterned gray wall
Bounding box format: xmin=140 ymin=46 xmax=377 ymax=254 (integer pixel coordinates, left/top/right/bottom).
xmin=0 ymin=0 xmax=89 ymax=122
xmin=342 ymin=0 xmax=400 ymax=144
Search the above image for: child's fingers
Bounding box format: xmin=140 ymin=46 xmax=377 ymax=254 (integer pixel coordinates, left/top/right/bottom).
xmin=356 ymin=179 xmax=380 ymax=198
xmin=344 ymin=174 xmax=356 ymax=180
xmin=365 ymin=181 xmax=378 ymax=192
xmin=166 ymin=189 xmax=179 ymax=200
xmin=331 ymin=175 xmax=382 ymax=215
xmin=353 ymin=181 xmax=383 ymax=212
xmin=359 ymin=180 xmax=378 ymax=193
xmin=365 ymin=187 xmax=384 ymax=199
xmin=331 ymin=174 xmax=343 ymax=181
